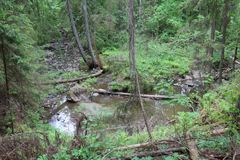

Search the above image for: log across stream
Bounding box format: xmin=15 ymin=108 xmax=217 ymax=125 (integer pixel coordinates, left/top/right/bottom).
xmin=48 ymin=94 xmax=189 ymax=135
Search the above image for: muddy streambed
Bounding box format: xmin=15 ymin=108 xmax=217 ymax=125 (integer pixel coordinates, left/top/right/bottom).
xmin=49 ymin=94 xmax=188 ymax=136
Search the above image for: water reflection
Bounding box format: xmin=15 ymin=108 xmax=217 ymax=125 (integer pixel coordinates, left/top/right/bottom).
xmin=49 ymin=95 xmax=189 ymax=135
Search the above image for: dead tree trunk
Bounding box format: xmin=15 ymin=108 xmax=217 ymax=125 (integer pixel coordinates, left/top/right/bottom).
xmin=82 ymin=0 xmax=98 ymax=68
xmin=66 ymin=0 xmax=88 ymax=66
xmin=232 ymin=47 xmax=238 ymax=70
xmin=129 ymin=0 xmax=152 ymax=140
xmin=218 ymin=0 xmax=230 ymax=83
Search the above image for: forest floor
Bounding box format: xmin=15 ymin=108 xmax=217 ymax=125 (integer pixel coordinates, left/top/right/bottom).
xmin=36 ymin=40 xmax=240 ymax=159
xmin=42 ymin=41 xmax=189 ymax=136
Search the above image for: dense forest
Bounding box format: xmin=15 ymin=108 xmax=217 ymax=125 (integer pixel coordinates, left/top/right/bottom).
xmin=0 ymin=0 xmax=240 ymax=159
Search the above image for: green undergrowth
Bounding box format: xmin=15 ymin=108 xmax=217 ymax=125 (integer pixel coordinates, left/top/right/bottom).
xmin=200 ymin=70 xmax=240 ymax=125
xmin=172 ymin=70 xmax=240 ymax=153
xmin=39 ymin=70 xmax=89 ymax=82
xmin=102 ymin=38 xmax=193 ymax=94
xmin=36 ymin=123 xmax=177 ymax=160
xmin=38 ymin=70 xmax=96 ymax=96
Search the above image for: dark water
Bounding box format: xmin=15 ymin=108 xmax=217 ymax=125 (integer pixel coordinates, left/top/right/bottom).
xmin=49 ymin=95 xmax=188 ymax=135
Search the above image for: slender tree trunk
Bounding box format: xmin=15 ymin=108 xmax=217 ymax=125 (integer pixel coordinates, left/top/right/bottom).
xmin=210 ymin=19 xmax=216 ymax=57
xmin=1 ymin=37 xmax=14 ymax=134
xmin=207 ymin=18 xmax=216 ymax=73
xmin=66 ymin=0 xmax=88 ymax=66
xmin=129 ymin=0 xmax=152 ymax=140
xmin=232 ymin=47 xmax=238 ymax=71
xmin=138 ymin=0 xmax=143 ymax=17
xmin=218 ymin=0 xmax=229 ymax=83
xmin=82 ymin=0 xmax=98 ymax=68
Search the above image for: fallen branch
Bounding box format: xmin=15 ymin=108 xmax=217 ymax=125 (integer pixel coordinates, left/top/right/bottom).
xmin=230 ymin=56 xmax=240 ymax=65
xmin=105 ymin=127 xmax=227 ymax=159
xmin=185 ymin=132 xmax=199 ymax=160
xmin=211 ymin=128 xmax=228 ymax=136
xmin=108 ymin=147 xmax=187 ymax=160
xmin=115 ymin=140 xmax=178 ymax=151
xmin=39 ymin=70 xmax=103 ymax=85
xmin=235 ymin=60 xmax=240 ymax=65
xmin=200 ymin=150 xmax=228 ymax=160
xmin=95 ymin=89 xmax=176 ymax=100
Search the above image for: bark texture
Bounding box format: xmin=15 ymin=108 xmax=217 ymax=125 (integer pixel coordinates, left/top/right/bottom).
xmin=232 ymin=47 xmax=238 ymax=70
xmin=218 ymin=0 xmax=230 ymax=83
xmin=129 ymin=0 xmax=152 ymax=140
xmin=66 ymin=0 xmax=88 ymax=65
xmin=82 ymin=0 xmax=98 ymax=68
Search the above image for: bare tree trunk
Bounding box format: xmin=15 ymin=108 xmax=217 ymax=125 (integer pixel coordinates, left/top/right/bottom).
xmin=66 ymin=0 xmax=88 ymax=66
xmin=218 ymin=0 xmax=229 ymax=83
xmin=138 ymin=0 xmax=143 ymax=17
xmin=82 ymin=0 xmax=98 ymax=68
xmin=207 ymin=18 xmax=216 ymax=73
xmin=210 ymin=19 xmax=216 ymax=57
xmin=1 ymin=37 xmax=14 ymax=134
xmin=129 ymin=0 xmax=152 ymax=140
xmin=232 ymin=47 xmax=238 ymax=71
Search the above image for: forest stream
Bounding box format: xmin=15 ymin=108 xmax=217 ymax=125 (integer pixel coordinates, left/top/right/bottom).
xmin=48 ymin=85 xmax=189 ymax=136
xmin=44 ymin=47 xmax=194 ymax=136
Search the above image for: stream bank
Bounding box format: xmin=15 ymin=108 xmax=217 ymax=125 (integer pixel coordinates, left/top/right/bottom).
xmin=41 ymin=43 xmax=204 ymax=137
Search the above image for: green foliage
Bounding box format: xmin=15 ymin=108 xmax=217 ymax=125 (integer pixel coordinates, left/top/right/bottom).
xmin=79 ymin=78 xmax=97 ymax=90
xmin=198 ymin=136 xmax=229 ymax=152
xmin=53 ymin=149 xmax=71 ymax=160
xmin=26 ymin=0 xmax=65 ymax=44
xmin=144 ymin=0 xmax=185 ymax=41
xmin=175 ymin=112 xmax=201 ymax=135
xmin=163 ymin=153 xmax=188 ymax=160
xmin=37 ymin=155 xmax=48 ymax=160
xmin=1 ymin=0 xmax=240 ymax=159
xmin=200 ymin=70 xmax=240 ymax=124
xmin=0 ymin=0 xmax=46 ymax=130
xmin=103 ymin=38 xmax=193 ymax=93
xmin=167 ymin=96 xmax=193 ymax=108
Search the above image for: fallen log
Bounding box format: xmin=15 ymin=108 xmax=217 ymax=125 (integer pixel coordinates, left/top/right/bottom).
xmin=39 ymin=70 xmax=103 ymax=85
xmin=115 ymin=140 xmax=178 ymax=151
xmin=95 ymin=89 xmax=176 ymax=100
xmin=185 ymin=132 xmax=199 ymax=160
xmin=106 ymin=127 xmax=227 ymax=159
xmin=103 ymin=127 xmax=227 ymax=152
xmin=108 ymin=147 xmax=187 ymax=160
